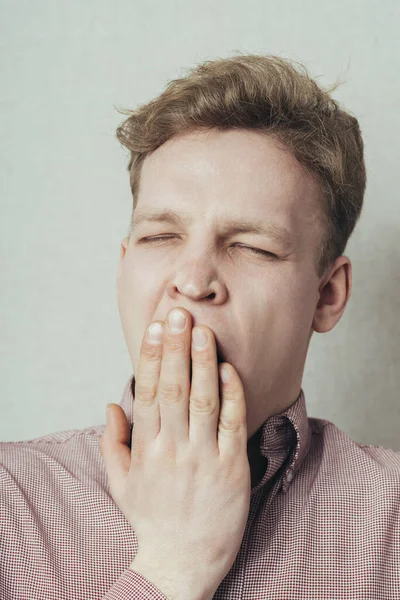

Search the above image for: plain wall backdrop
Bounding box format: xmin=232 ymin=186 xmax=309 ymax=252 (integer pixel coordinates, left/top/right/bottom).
xmin=0 ymin=0 xmax=399 ymax=447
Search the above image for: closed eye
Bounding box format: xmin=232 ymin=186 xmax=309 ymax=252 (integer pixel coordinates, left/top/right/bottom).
xmin=138 ymin=235 xmax=278 ymax=258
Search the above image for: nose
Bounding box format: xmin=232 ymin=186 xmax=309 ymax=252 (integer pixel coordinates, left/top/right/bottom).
xmin=166 ymin=255 xmax=228 ymax=305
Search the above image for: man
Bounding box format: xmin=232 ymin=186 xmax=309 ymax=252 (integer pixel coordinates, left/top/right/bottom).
xmin=1 ymin=54 xmax=399 ymax=600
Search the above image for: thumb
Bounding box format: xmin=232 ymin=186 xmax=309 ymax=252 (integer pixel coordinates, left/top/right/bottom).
xmin=100 ymin=403 xmax=132 ymax=500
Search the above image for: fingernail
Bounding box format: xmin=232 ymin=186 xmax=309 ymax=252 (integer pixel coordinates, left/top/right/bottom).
xmin=168 ymin=309 xmax=187 ymax=333
xmin=220 ymin=365 xmax=231 ymax=383
xmin=147 ymin=322 xmax=163 ymax=344
xmin=192 ymin=327 xmax=208 ymax=350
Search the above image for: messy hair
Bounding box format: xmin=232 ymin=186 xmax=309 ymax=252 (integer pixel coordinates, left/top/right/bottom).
xmin=115 ymin=54 xmax=366 ymax=278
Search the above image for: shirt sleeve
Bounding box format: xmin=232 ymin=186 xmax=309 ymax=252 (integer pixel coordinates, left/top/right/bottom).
xmin=102 ymin=568 xmax=169 ymax=600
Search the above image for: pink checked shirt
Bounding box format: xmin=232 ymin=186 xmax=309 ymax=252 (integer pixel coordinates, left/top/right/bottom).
xmin=1 ymin=375 xmax=399 ymax=599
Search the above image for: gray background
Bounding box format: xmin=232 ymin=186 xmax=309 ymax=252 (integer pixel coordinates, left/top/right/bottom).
xmin=1 ymin=0 xmax=399 ymax=447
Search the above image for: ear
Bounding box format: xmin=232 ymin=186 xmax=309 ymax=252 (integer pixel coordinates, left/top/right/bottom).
xmin=312 ymin=255 xmax=352 ymax=334
xmin=117 ymin=237 xmax=129 ymax=282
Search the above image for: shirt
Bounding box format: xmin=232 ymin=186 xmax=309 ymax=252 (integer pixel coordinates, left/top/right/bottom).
xmin=1 ymin=375 xmax=399 ymax=600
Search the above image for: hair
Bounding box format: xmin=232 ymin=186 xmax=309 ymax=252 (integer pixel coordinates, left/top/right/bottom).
xmin=115 ymin=53 xmax=366 ymax=278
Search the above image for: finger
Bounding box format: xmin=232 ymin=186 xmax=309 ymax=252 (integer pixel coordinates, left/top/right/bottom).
xmin=132 ymin=321 xmax=164 ymax=454
xmin=216 ymin=363 xmax=248 ymax=459
xmin=100 ymin=403 xmax=131 ymax=504
xmin=157 ymin=308 xmax=192 ymax=443
xmin=188 ymin=326 xmax=220 ymax=452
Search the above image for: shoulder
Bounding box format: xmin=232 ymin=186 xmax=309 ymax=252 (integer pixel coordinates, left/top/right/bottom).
xmin=0 ymin=424 xmax=106 ymax=484
xmin=307 ymin=417 xmax=400 ymax=486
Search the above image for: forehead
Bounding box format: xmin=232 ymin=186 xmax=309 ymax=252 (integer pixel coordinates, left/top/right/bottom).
xmin=137 ymin=129 xmax=323 ymax=240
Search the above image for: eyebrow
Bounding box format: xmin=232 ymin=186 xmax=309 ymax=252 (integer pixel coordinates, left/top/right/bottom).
xmin=132 ymin=209 xmax=295 ymax=249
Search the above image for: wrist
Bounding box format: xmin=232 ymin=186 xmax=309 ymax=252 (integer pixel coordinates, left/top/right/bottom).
xmin=129 ymin=557 xmax=215 ymax=600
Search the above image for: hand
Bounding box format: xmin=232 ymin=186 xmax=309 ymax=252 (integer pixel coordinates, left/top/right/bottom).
xmin=100 ymin=307 xmax=251 ymax=600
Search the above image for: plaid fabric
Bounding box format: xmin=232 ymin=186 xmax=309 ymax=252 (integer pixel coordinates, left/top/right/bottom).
xmin=1 ymin=375 xmax=399 ymax=599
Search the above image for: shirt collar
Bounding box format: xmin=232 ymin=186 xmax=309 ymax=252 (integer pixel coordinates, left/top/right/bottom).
xmin=118 ymin=375 xmax=311 ymax=495
xmin=253 ymin=388 xmax=312 ymax=495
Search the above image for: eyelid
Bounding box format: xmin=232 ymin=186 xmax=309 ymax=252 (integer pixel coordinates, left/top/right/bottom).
xmin=138 ymin=234 xmax=278 ymax=258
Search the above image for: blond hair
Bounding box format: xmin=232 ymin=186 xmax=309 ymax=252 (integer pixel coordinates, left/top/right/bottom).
xmin=116 ymin=54 xmax=366 ymax=277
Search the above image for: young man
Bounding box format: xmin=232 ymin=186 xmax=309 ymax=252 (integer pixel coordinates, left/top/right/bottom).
xmin=1 ymin=55 xmax=399 ymax=600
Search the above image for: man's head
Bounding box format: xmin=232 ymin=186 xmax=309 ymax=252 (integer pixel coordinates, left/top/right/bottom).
xmin=115 ymin=54 xmax=366 ymax=437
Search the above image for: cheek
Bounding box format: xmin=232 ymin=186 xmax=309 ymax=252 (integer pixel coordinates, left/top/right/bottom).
xmin=118 ymin=257 xmax=142 ymax=323
xmin=118 ymin=255 xmax=163 ymax=331
xmin=119 ymin=253 xmax=152 ymax=300
xmin=280 ymin=273 xmax=319 ymax=334
xmin=264 ymin=268 xmax=316 ymax=322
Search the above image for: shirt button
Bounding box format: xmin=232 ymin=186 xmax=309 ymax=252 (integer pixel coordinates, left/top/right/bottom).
xmin=286 ymin=470 xmax=293 ymax=483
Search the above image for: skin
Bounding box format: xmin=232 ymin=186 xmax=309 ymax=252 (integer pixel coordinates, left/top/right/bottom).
xmin=116 ymin=127 xmax=352 ymax=485
xmin=101 ymin=310 xmax=250 ymax=598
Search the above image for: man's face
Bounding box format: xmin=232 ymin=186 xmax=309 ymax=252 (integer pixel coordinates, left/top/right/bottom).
xmin=117 ymin=128 xmax=325 ymax=438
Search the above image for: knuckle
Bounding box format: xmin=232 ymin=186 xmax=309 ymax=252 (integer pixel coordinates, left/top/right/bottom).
xmin=143 ymin=343 xmax=162 ymax=361
xmin=190 ymin=392 xmax=216 ymax=414
xmin=131 ymin=436 xmax=146 ymax=463
xmin=222 ymin=388 xmax=237 ymax=401
xmin=164 ymin=439 xmax=177 ymax=464
xmin=159 ymin=381 xmax=184 ymax=403
xmin=218 ymin=418 xmax=242 ymax=434
xmin=135 ymin=381 xmax=158 ymax=405
xmin=192 ymin=352 xmax=214 ymax=369
xmin=166 ymin=338 xmax=186 ymax=354
xmin=218 ymin=408 xmax=243 ymax=433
